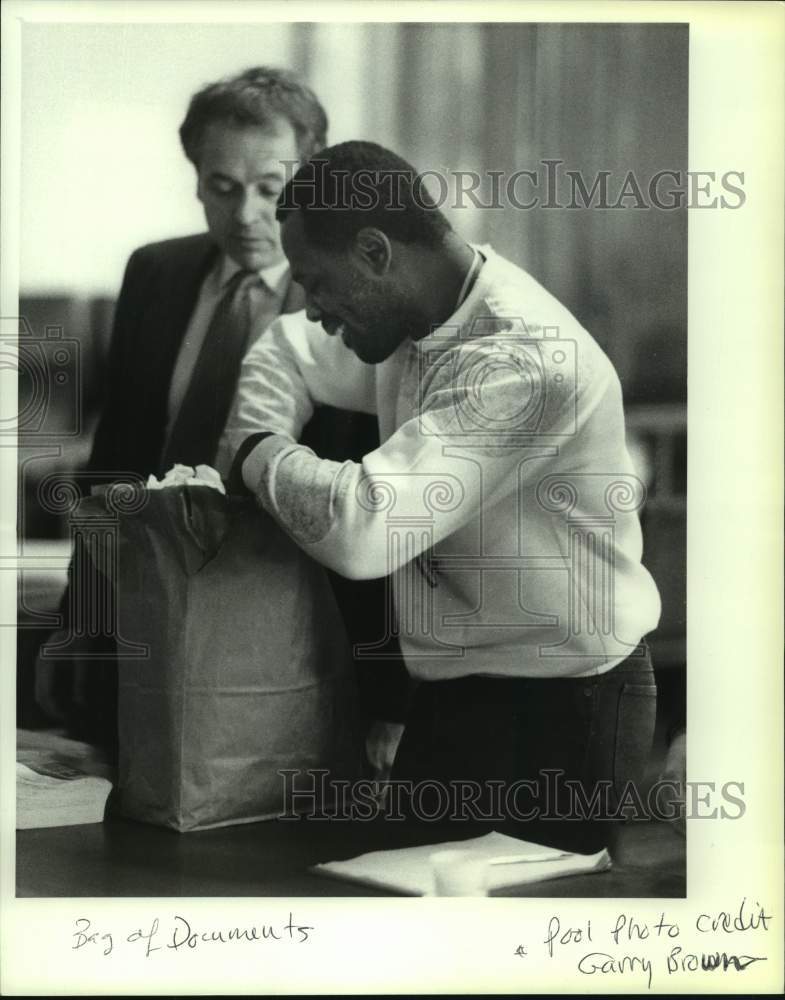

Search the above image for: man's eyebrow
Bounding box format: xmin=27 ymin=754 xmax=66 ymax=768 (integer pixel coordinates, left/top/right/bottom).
xmin=206 ymin=170 xmax=285 ymax=182
xmin=255 ymin=170 xmax=287 ymax=181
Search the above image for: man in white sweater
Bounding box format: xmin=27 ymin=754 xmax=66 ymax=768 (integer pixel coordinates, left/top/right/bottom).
xmin=222 ymin=141 xmax=662 ymax=851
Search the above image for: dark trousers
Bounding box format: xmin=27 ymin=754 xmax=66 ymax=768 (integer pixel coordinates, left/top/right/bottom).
xmin=391 ymin=646 xmax=657 ymax=855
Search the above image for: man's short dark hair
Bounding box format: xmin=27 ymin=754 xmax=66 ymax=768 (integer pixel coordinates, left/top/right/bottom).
xmin=276 ymin=141 xmax=452 ymax=250
xmin=179 ymin=66 xmax=328 ymax=167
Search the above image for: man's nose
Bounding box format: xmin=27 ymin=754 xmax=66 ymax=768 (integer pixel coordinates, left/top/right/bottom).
xmin=233 ymin=190 xmax=274 ymax=227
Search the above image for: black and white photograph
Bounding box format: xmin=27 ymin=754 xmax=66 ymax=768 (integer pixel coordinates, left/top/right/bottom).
xmin=1 ymin=1 xmax=782 ymax=995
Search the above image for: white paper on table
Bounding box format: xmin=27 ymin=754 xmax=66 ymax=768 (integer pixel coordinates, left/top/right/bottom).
xmin=311 ymin=830 xmax=612 ymax=895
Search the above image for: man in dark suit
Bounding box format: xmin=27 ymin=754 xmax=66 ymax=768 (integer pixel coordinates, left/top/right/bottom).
xmin=39 ymin=67 xmax=409 ymax=763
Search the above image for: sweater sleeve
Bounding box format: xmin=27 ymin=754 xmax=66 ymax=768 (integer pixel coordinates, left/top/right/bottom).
xmin=242 ymin=335 xmax=581 ymax=579
xmin=217 ymin=310 xmax=377 ymax=474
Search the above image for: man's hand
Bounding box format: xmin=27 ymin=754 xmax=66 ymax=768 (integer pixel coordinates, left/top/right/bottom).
xmin=365 ymin=720 xmax=405 ymax=786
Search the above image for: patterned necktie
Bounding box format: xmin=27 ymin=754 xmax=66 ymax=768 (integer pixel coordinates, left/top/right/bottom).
xmin=161 ymin=269 xmax=273 ymax=471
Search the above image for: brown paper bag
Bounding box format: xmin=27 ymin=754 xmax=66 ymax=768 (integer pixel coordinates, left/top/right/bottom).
xmin=79 ymin=485 xmax=364 ymax=832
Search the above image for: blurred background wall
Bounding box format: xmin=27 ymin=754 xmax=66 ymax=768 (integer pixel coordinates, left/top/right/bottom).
xmin=17 ymin=21 xmax=687 ymax=702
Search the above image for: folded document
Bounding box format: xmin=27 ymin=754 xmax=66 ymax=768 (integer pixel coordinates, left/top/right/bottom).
xmin=312 ymin=831 xmax=612 ymax=895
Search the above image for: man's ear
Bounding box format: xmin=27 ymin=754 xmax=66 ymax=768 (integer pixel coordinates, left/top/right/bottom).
xmin=353 ymin=228 xmax=392 ymax=277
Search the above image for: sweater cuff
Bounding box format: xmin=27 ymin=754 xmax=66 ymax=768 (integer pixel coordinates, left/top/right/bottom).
xmin=225 ymin=432 xmax=275 ymax=495
xmin=241 ymin=434 xmax=294 ymax=495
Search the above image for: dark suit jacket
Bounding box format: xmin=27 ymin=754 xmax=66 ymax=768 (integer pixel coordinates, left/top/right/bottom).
xmin=88 ymin=233 xmax=216 ymax=481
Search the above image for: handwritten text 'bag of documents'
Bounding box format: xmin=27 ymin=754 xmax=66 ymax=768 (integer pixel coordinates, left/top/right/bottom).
xmin=79 ymin=485 xmax=363 ymax=832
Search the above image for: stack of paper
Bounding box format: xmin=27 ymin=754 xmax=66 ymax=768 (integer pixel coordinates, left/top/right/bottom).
xmin=16 ymin=760 xmax=112 ymax=829
xmin=312 ymin=830 xmax=612 ymax=895
xmin=16 ymin=731 xmax=115 ymax=829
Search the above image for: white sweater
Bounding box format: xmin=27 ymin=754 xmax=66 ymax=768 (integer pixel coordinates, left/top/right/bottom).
xmin=221 ymin=246 xmax=661 ymax=680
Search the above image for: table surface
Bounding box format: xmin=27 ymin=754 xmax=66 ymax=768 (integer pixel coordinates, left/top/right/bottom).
xmin=17 ymin=814 xmax=685 ymax=899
